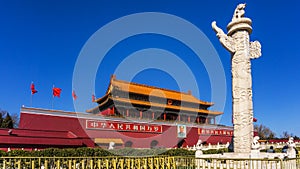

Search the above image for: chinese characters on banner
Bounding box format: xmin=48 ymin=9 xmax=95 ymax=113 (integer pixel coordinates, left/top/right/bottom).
xmin=198 ymin=128 xmax=233 ymax=136
xmin=86 ymin=120 xmax=163 ymax=133
xmin=86 ymin=120 xmax=232 ymax=136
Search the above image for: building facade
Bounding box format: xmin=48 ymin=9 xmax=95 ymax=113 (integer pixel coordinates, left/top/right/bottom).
xmin=0 ymin=75 xmax=233 ymax=151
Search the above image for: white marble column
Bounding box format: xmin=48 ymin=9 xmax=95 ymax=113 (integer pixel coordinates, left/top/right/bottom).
xmin=212 ymin=3 xmax=262 ymax=153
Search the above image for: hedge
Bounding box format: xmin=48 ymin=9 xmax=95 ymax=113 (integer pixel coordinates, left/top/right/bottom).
xmin=0 ymin=147 xmax=228 ymax=157
xmin=1 ymin=148 xmax=113 ymax=157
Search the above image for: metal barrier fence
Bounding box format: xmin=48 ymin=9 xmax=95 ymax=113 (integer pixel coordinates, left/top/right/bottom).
xmin=0 ymin=156 xmax=178 ymax=169
xmin=1 ymin=156 xmax=300 ymax=169
xmin=193 ymin=157 xmax=300 ymax=169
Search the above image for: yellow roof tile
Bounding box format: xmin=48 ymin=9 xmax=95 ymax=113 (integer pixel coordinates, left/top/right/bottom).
xmin=112 ymin=97 xmax=222 ymax=115
xmin=108 ymin=77 xmax=213 ymax=106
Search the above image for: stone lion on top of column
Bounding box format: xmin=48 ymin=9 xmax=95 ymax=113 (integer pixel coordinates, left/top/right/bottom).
xmin=232 ymin=3 xmax=246 ymax=20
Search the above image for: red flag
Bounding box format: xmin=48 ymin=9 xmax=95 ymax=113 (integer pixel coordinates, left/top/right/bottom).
xmin=30 ymin=82 xmax=38 ymax=95
xmin=53 ymin=87 xmax=62 ymax=97
xmin=92 ymin=94 xmax=96 ymax=102
xmin=253 ymin=117 xmax=257 ymax=122
xmin=72 ymin=90 xmax=77 ymax=100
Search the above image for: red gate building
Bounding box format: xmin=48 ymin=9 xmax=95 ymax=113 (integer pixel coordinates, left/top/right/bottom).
xmin=0 ymin=75 xmax=233 ymax=151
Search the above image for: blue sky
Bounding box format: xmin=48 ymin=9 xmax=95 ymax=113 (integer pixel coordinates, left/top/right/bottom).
xmin=0 ymin=0 xmax=299 ymax=137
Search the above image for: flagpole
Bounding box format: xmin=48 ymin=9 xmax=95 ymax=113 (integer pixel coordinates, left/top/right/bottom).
xmin=30 ymin=93 xmax=33 ymax=107
xmin=30 ymin=81 xmax=33 ymax=107
xmin=52 ymin=84 xmax=54 ymax=110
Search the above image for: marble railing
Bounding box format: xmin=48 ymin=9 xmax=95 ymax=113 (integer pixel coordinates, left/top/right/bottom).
xmin=187 ymin=142 xmax=300 ymax=151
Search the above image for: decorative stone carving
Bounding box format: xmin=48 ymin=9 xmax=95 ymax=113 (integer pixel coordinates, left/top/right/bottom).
xmin=196 ymin=139 xmax=203 ymax=149
xmin=232 ymin=3 xmax=246 ymax=21
xmin=195 ymin=139 xmax=203 ymax=157
xmin=286 ymin=137 xmax=296 ymax=158
xmin=285 ymin=137 xmax=297 ymax=168
xmin=212 ymin=3 xmax=262 ymax=153
xmin=250 ymin=41 xmax=262 ymax=59
xmin=212 ymin=21 xmax=235 ymax=53
xmin=108 ymin=141 xmax=115 ymax=150
xmin=251 ymin=136 xmax=260 ymax=150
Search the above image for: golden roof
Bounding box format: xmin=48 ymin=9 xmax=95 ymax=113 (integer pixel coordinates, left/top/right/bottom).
xmin=112 ymin=97 xmax=222 ymax=115
xmin=91 ymin=75 xmax=223 ymax=116
xmin=99 ymin=75 xmax=213 ymax=106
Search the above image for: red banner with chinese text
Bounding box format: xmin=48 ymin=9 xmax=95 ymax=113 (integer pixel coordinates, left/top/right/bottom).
xmin=198 ymin=128 xmax=233 ymax=136
xmin=86 ymin=120 xmax=163 ymax=133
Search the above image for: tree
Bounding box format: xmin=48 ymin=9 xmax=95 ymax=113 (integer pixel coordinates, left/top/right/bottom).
xmin=0 ymin=113 xmax=3 ymax=127
xmin=254 ymin=124 xmax=276 ymax=139
xmin=3 ymin=113 xmax=14 ymax=128
xmin=0 ymin=109 xmax=19 ymax=128
xmin=281 ymin=131 xmax=290 ymax=139
xmin=0 ymin=110 xmax=8 ymax=128
xmin=10 ymin=113 xmax=20 ymax=128
xmin=291 ymin=134 xmax=300 ymax=140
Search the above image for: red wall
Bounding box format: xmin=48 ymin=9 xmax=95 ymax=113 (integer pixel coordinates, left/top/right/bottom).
xmin=19 ymin=111 xmax=232 ymax=148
